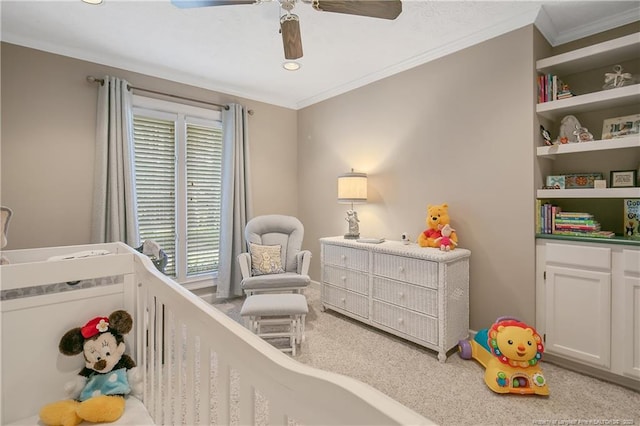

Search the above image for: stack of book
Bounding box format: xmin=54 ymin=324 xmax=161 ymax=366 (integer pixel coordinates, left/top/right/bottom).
xmin=537 ymin=74 xmax=574 ymax=103
xmin=554 ymin=212 xmax=602 ymax=235
xmin=536 ymin=202 xmax=614 ymax=238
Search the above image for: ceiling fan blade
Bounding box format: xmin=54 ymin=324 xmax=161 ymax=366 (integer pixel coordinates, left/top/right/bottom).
xmin=281 ymin=16 xmax=303 ymax=60
xmin=171 ymin=0 xmax=256 ymax=8
xmin=313 ymin=0 xmax=402 ymax=20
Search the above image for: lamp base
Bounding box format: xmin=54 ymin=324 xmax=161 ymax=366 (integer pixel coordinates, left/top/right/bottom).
xmin=344 ymin=233 xmax=360 ymax=239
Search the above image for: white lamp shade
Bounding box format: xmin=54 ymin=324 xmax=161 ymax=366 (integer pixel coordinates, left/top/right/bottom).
xmin=337 ymin=172 xmax=367 ymax=203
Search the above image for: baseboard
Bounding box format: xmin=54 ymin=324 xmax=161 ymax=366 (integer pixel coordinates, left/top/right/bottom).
xmin=543 ymin=353 xmax=640 ymax=392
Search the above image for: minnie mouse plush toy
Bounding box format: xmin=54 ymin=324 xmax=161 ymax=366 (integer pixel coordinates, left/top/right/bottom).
xmin=39 ymin=310 xmax=142 ymax=426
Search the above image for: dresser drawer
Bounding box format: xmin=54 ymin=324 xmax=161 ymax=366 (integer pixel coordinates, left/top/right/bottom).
xmin=323 ymin=265 xmax=369 ymax=295
xmin=373 ymin=253 xmax=438 ymax=289
xmin=323 ymin=285 xmax=369 ymax=318
xmin=372 ymin=300 xmax=438 ymax=345
xmin=324 ymin=245 xmax=368 ymax=271
xmin=372 ymin=277 xmax=437 ymax=316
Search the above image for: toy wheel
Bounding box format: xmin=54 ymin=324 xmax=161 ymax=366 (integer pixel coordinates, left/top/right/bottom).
xmin=458 ymin=339 xmax=472 ymax=359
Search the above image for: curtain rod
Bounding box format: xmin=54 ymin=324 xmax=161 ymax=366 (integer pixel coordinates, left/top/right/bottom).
xmin=87 ymin=76 xmax=255 ymax=114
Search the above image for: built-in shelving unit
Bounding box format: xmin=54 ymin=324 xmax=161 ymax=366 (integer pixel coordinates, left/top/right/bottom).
xmin=535 ymin=31 xmax=640 ymax=390
xmin=535 ymin=32 xmax=640 ymax=202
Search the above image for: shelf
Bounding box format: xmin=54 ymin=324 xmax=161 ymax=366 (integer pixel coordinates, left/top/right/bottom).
xmin=537 ymin=187 xmax=640 ymax=199
xmin=537 ymin=135 xmax=640 ymax=157
xmin=536 ymin=84 xmax=640 ymax=120
xmin=536 ymin=33 xmax=640 ymax=75
xmin=536 ymin=233 xmax=640 ymax=247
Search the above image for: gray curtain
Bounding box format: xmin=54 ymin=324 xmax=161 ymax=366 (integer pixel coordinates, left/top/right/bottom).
xmin=217 ymin=104 xmax=252 ymax=298
xmin=90 ymin=76 xmax=140 ymax=247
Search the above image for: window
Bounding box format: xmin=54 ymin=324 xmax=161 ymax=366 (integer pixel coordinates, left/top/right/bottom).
xmin=132 ymin=96 xmax=223 ymax=283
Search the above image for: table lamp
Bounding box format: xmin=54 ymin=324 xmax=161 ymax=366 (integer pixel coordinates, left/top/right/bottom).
xmin=337 ymin=169 xmax=367 ymax=239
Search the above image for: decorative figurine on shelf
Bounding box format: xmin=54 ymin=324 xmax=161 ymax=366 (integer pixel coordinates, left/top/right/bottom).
xmin=573 ymin=125 xmax=594 ymax=142
xmin=559 ymin=115 xmax=582 ymax=143
xmin=603 ymin=65 xmax=635 ymax=89
xmin=540 ymin=125 xmax=553 ymax=146
xmin=345 ymin=210 xmax=360 ymax=239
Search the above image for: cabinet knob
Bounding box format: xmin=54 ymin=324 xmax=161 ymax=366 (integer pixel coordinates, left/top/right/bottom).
xmin=341 ymin=297 xmax=346 ymax=303
xmin=399 ymin=266 xmax=405 ymax=273
xmin=398 ymin=318 xmax=404 ymax=324
xmin=398 ymin=292 xmax=404 ymax=298
xmin=341 ymin=255 xmax=346 ymax=260
xmin=341 ymin=276 xmax=346 ymax=281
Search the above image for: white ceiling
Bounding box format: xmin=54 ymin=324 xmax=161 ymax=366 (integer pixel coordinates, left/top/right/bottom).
xmin=2 ymin=0 xmax=639 ymax=109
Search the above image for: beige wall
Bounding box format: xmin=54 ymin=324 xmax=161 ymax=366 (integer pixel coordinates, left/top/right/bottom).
xmin=1 ymin=43 xmax=298 ymax=249
xmin=7 ymin=24 xmax=624 ymax=330
xmin=298 ymin=26 xmax=537 ymax=330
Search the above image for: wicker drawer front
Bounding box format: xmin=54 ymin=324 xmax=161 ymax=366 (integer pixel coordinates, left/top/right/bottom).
xmin=324 ymin=245 xmax=368 ymax=271
xmin=373 ymin=253 xmax=438 ymax=288
xmin=323 ymin=285 xmax=369 ymax=318
xmin=323 ymin=265 xmax=369 ymax=295
xmin=372 ymin=300 xmax=438 ymax=345
xmin=372 ymin=277 xmax=437 ymax=316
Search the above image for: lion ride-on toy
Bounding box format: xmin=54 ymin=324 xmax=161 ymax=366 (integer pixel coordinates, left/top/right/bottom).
xmin=458 ymin=316 xmax=549 ymax=396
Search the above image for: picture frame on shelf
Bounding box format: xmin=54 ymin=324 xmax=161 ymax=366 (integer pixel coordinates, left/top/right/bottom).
xmin=610 ymin=170 xmax=637 ymax=188
xmin=602 ymin=114 xmax=640 ymax=140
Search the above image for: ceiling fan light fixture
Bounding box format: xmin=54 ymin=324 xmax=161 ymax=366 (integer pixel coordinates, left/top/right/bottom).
xmin=283 ymin=61 xmax=301 ymax=71
xmin=82 ymin=0 xmax=103 ymax=4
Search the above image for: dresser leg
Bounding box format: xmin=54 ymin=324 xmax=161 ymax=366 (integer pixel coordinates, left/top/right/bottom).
xmin=438 ymin=352 xmax=447 ymax=363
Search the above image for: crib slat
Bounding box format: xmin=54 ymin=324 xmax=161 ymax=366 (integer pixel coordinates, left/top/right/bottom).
xmin=269 ymin=399 xmax=288 ymax=426
xmin=217 ymin=355 xmax=231 ymax=426
xmin=163 ymin=308 xmax=175 ymax=426
xmin=197 ymin=342 xmax=212 ymax=425
xmin=154 ymin=299 xmax=164 ymax=424
xmin=239 ymin=379 xmax=255 ymax=426
xmin=184 ymin=326 xmax=196 ymax=425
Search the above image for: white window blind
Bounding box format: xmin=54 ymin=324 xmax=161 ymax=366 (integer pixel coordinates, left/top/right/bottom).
xmin=133 ymin=116 xmax=177 ymax=276
xmin=186 ymin=124 xmax=222 ymax=275
xmin=132 ymin=97 xmax=222 ymax=283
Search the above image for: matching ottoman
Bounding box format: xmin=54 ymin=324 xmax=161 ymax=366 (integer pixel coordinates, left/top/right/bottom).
xmin=240 ymin=293 xmax=308 ymax=356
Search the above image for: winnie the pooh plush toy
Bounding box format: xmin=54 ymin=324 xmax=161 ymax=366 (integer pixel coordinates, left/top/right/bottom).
xmin=417 ymin=203 xmax=458 ymax=249
xmin=39 ymin=310 xmax=142 ymax=426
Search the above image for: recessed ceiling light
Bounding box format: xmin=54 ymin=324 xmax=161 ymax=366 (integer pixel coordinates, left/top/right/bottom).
xmin=282 ymin=61 xmax=301 ymax=71
xmin=82 ymin=0 xmax=103 ymax=4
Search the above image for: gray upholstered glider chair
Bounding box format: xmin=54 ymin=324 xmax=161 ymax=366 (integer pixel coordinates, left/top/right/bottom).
xmin=237 ymin=215 xmax=311 ymax=296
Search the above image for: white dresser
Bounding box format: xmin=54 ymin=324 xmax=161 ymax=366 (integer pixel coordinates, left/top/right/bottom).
xmin=319 ymin=237 xmax=470 ymax=362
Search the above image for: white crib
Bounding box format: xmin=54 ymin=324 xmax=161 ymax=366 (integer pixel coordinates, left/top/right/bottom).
xmin=0 ymin=242 xmax=433 ymax=425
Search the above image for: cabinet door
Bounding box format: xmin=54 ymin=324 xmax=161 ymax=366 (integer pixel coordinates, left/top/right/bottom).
xmin=623 ymin=248 xmax=640 ymax=379
xmin=545 ymin=265 xmax=611 ymax=368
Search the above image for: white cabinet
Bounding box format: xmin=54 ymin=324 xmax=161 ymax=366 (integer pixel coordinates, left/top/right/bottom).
xmin=320 ymin=237 xmax=470 ymax=362
xmin=536 ymin=239 xmax=640 ymax=387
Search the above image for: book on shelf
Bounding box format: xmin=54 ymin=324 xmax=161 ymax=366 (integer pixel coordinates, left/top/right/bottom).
xmin=535 ymin=205 xmax=616 ymax=237
xmin=624 ymin=199 xmax=640 ymax=239
xmin=553 ymin=230 xmax=615 ymax=238
xmin=537 ymin=74 xmax=573 ymax=103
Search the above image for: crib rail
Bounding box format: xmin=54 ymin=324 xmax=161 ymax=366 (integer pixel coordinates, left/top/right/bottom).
xmin=1 ymin=242 xmax=431 ymax=425
xmin=133 ymin=255 xmax=432 ymax=426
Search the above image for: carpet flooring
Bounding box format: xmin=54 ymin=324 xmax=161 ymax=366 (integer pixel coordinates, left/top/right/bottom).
xmin=209 ymin=286 xmax=639 ymax=426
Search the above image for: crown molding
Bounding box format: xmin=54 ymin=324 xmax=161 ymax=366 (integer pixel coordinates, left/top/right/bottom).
xmin=535 ymin=4 xmax=640 ymax=47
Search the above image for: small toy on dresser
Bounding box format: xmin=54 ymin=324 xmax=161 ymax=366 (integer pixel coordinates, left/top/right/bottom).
xmin=39 ymin=310 xmax=142 ymax=426
xmin=417 ymin=203 xmax=458 ymax=250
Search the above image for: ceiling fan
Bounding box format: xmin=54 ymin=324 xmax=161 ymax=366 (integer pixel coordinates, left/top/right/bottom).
xmin=171 ymin=0 xmax=402 ymax=60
